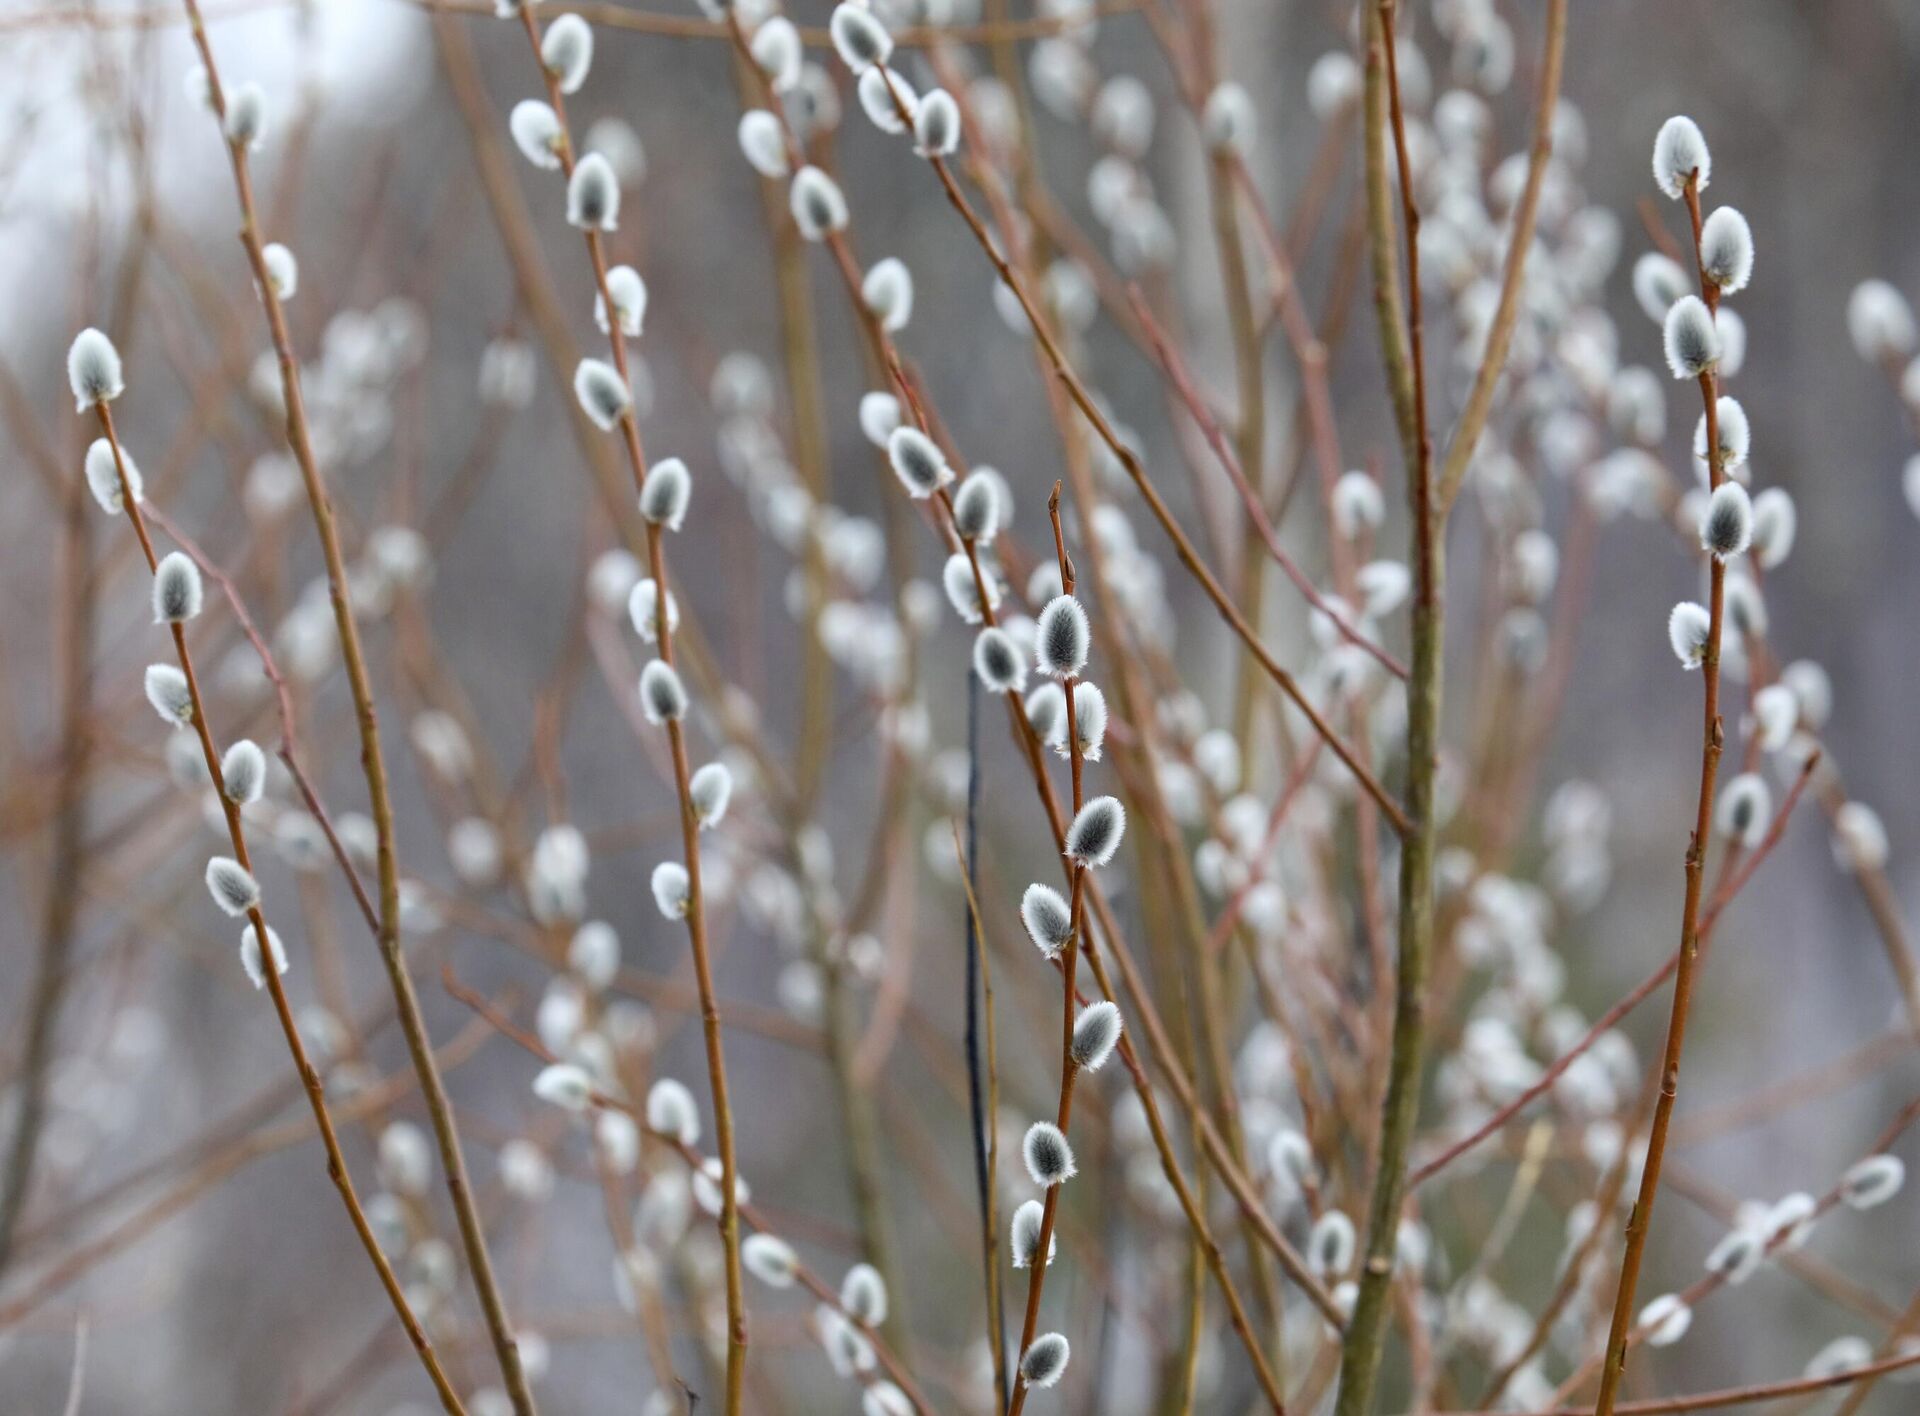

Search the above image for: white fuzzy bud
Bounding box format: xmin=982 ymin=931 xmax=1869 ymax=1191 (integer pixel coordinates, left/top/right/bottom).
xmin=596 ymin=265 xmax=648 ymax=338
xmin=223 ymin=81 xmax=268 ymax=150
xmin=751 ymin=16 xmax=803 ymax=93
xmin=1019 ymin=1333 xmax=1070 ymax=1389
xmin=1332 ymin=470 xmax=1386 ymax=537
xmin=886 ymin=426 xmax=951 ymax=498
xmin=942 ymin=553 xmax=1000 ymax=625
xmin=205 ymin=856 xmax=261 ymax=917
xmin=1667 ymin=601 xmax=1711 ymax=670
xmin=1848 ymin=279 xmax=1916 ymax=363
xmin=1701 ymin=482 xmax=1752 ymax=560
xmin=646 ymin=1076 xmax=701 ymax=1144
xmin=1749 ymin=488 xmax=1796 ymax=569
xmin=1833 ymin=801 xmax=1889 ymax=872
xmin=690 ymin=762 xmax=733 ymax=828
xmin=1840 ymin=1154 xmax=1904 ymax=1210
xmin=541 ymin=14 xmax=595 ymax=93
xmin=914 ymin=88 xmax=961 ymax=156
xmin=951 ymin=471 xmax=1000 ymax=542
xmin=840 ymin=1263 xmax=887 ymax=1325
xmin=222 ymin=739 xmax=267 ymax=805
xmin=862 ymin=257 xmax=914 ymax=332
xmin=144 ymin=664 xmax=194 ymax=725
xmin=566 ymin=153 xmax=620 ymax=230
xmin=510 ymin=100 xmax=564 ymax=170
xmin=1766 ymin=1190 xmax=1820 ymax=1250
xmin=1064 ymin=795 xmax=1126 ymax=867
xmin=84 ymin=438 xmax=141 ymax=513
xmin=1020 ymin=882 xmax=1072 ymax=956
xmin=829 ymin=3 xmax=892 ymax=71
xmin=973 ymin=627 xmax=1027 ymax=694
xmin=1704 ymin=1226 xmax=1765 ymax=1285
xmin=1022 ymin=1121 xmax=1076 ymax=1186
xmin=568 ymin=920 xmax=621 ymax=990
xmin=67 ymin=328 xmax=124 ymax=411
xmin=1699 ymin=207 xmax=1753 ymax=294
xmin=1806 ymin=1337 xmax=1875 ymax=1382
xmin=261 ymin=242 xmax=298 ymax=299
xmin=574 ymin=358 xmax=631 ymax=431
xmin=738 ymin=110 xmax=790 ymax=178
xmin=379 ymin=1121 xmax=434 ymax=1197
xmin=1069 ymin=1000 xmax=1122 ymax=1071
xmin=639 ymin=660 xmax=687 ymax=724
xmin=639 ymin=457 xmax=691 ymax=529
xmin=1024 ymin=681 xmax=1066 ymax=742
xmin=1638 ymin=1292 xmax=1693 ymax=1346
xmin=627 ymin=579 xmax=679 ymax=644
xmin=743 ymin=1233 xmax=798 ymax=1288
xmin=651 ymin=860 xmax=691 ymax=919
xmin=857 ymin=67 xmax=917 ymax=135
xmin=1309 ymin=1209 xmax=1357 ymax=1279
xmin=1663 ymin=295 xmax=1720 ymax=379
xmin=1065 ymin=681 xmax=1107 ymax=761
xmin=1034 ymin=595 xmax=1090 ymax=679
xmin=532 ymin=1062 xmax=593 ymax=1111
xmin=1010 ymin=1199 xmax=1055 ymax=1268
xmin=152 ymin=552 xmax=204 ymax=624
xmin=790 ymin=166 xmax=848 ymax=240
xmin=239 ymin=921 xmax=288 ymax=988
xmin=1714 ymin=773 xmax=1770 ymax=847
xmin=1202 ymin=82 xmax=1255 ymax=154
xmin=1651 ymin=116 xmax=1709 ymax=199
xmin=1632 ymin=252 xmax=1690 ymax=324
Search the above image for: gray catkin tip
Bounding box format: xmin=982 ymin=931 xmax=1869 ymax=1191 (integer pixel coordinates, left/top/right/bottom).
xmin=640 ymin=457 xmax=691 ymax=529
xmin=222 ymin=739 xmax=268 ymax=805
xmin=790 ymin=166 xmax=848 ymax=240
xmin=205 ymin=856 xmax=261 ymax=917
xmin=574 ymin=358 xmax=631 ymax=431
xmin=972 ymin=627 xmax=1027 ymax=694
xmin=1701 ymin=481 xmax=1753 ymax=561
xmin=951 ymin=471 xmax=1000 ymax=542
xmin=839 ymin=1263 xmax=887 ymax=1325
xmin=1663 ymin=295 xmax=1720 ymax=380
xmin=67 ymin=328 xmax=124 ymax=411
xmin=1010 ymin=1199 xmax=1054 ymax=1268
xmin=1069 ymin=1000 xmax=1122 ymax=1071
xmin=829 ymin=3 xmax=892 ymax=71
xmin=1020 ymin=1333 xmax=1070 ymax=1389
xmin=1034 ymin=594 xmax=1090 ymax=679
xmin=1064 ymin=795 xmax=1126 ymax=867
xmin=152 ymin=552 xmax=204 ymax=625
xmin=1020 ymin=882 xmax=1072 ymax=955
xmin=639 ymin=659 xmax=688 ymax=724
xmin=914 ymin=88 xmax=961 ymax=157
xmin=1022 ymin=1121 xmax=1076 ymax=1187
xmin=566 ymin=153 xmax=621 ymax=231
xmin=886 ymin=426 xmax=950 ymax=498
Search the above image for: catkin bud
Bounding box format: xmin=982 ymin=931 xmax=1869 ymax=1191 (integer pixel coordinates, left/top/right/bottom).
xmin=260 ymin=241 xmax=298 ymax=299
xmin=840 ymin=1263 xmax=888 ymax=1325
xmin=743 ymin=1233 xmax=798 ymax=1288
xmin=84 ymin=438 xmax=141 ymax=513
xmin=1651 ymin=115 xmax=1709 ymax=199
xmin=222 ymin=739 xmax=267 ymax=805
xmin=1069 ymin=1001 xmax=1122 ymax=1071
xmin=1061 ymin=681 xmax=1107 ymax=761
xmin=790 ymin=166 xmax=848 ymax=240
xmin=541 ymin=13 xmax=595 ymax=93
xmin=689 ymin=762 xmax=733 ymax=828
xmin=239 ymin=922 xmax=288 ymax=988
xmin=646 ymin=1076 xmax=701 ymax=1144
xmin=1832 ymin=801 xmax=1889 ymax=872
xmin=1019 ymin=1333 xmax=1070 ymax=1389
xmin=1020 ymin=882 xmax=1072 ymax=956
xmin=1202 ymin=81 xmax=1255 ymax=154
xmin=1840 ymin=1154 xmax=1904 ymax=1210
xmin=627 ymin=579 xmax=678 ymax=644
xmin=532 ymin=1062 xmax=593 ymax=1111
xmin=942 ymin=554 xmax=1000 ymax=624
xmin=857 ymin=67 xmax=917 ymax=135
xmin=1010 ymin=1199 xmax=1055 ymax=1268
xmin=67 ymin=328 xmax=124 ymax=411
xmin=1699 ymin=207 xmax=1753 ymax=294
xmin=1691 ymin=397 xmax=1751 ymax=479
xmin=886 ymin=426 xmax=951 ymax=498
xmin=651 ymin=860 xmax=691 ymax=918
xmin=1308 ymin=1209 xmax=1357 ymax=1279
xmin=1714 ymin=773 xmax=1770 ymax=847
xmin=1024 ymin=682 xmax=1066 ymax=742
xmin=738 ymin=110 xmax=790 ymax=178
xmin=1701 ymin=482 xmax=1753 ymax=560
xmin=510 ymin=100 xmax=564 ymax=169
xmin=1663 ymin=295 xmax=1720 ymax=379
xmin=1034 ymin=595 xmax=1090 ymax=679
xmin=152 ymin=552 xmax=204 ymax=624
xmin=1022 ymin=1121 xmax=1076 ymax=1186
xmin=639 ymin=457 xmax=691 ymax=529
xmin=1332 ymin=470 xmax=1386 ymax=536
xmin=144 ymin=664 xmax=194 ymax=725
xmin=914 ymin=88 xmax=961 ymax=156
xmin=1632 ymin=252 xmax=1690 ymax=324
xmin=596 ymin=265 xmax=648 ymax=338
xmin=859 ymin=391 xmax=901 ymax=447
xmin=566 ymin=153 xmax=620 ymax=230
xmin=829 ymin=3 xmax=892 ymax=71
xmin=223 ymin=81 xmax=268 ymax=150
xmin=205 ymin=856 xmax=261 ymax=917
xmin=951 ymin=471 xmax=1000 ymax=542
xmin=574 ymin=358 xmax=631 ymax=430
xmin=861 ymin=257 xmax=914 ymax=333
xmin=1847 ymin=279 xmax=1916 ymax=363
xmin=1749 ymin=488 xmax=1796 ymax=569
xmin=973 ymin=627 xmax=1027 ymax=694
xmin=1704 ymin=1226 xmax=1764 ymax=1285
xmin=1064 ymin=795 xmax=1126 ymax=867
xmin=751 ymin=16 xmax=803 ymax=93
xmin=1639 ymin=1293 xmax=1693 ymax=1347
xmin=1667 ymin=601 xmax=1711 ymax=670
xmin=568 ymin=919 xmax=621 ymax=990
xmin=639 ymin=660 xmax=687 ymax=724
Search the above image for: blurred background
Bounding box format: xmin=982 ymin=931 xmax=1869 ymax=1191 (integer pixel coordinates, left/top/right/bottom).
xmin=2 ymin=0 xmax=1919 ymax=1411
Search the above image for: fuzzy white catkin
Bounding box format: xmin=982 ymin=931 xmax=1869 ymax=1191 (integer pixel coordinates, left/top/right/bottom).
xmin=1749 ymin=488 xmax=1796 ymax=569
xmin=1663 ymin=295 xmax=1720 ymax=379
xmin=789 ymin=166 xmax=848 ymax=240
xmin=1847 ymin=279 xmax=1915 ymax=363
xmin=1832 ymin=801 xmax=1889 ymax=872
xmin=1639 ymin=1293 xmax=1693 ymax=1346
xmin=67 ymin=328 xmax=124 ymax=411
xmin=1020 ymin=1333 xmax=1070 ymax=1389
xmin=645 ymin=1077 xmax=701 ymax=1145
xmin=886 ymin=426 xmax=950 ymax=498
xmin=973 ymin=627 xmax=1027 ymax=694
xmin=743 ymin=1233 xmax=798 ymax=1288
xmin=857 ymin=67 xmax=917 ymax=135
xmin=829 ymin=2 xmax=892 ymax=71
xmin=751 ymin=16 xmax=803 ymax=93
xmin=1034 ymin=595 xmax=1090 ymax=679
xmin=532 ymin=1063 xmax=593 ymax=1111
xmin=152 ymin=552 xmax=204 ymax=624
xmin=862 ymin=257 xmax=914 ymax=332
xmin=951 ymin=472 xmax=1001 ymax=542
xmin=261 ymin=242 xmax=298 ymax=299
xmin=1332 ymin=470 xmax=1386 ymax=536
xmin=1023 ymin=1122 xmax=1076 ymax=1186
xmin=223 ymin=81 xmax=268 ymax=150
xmin=840 ymin=1263 xmax=887 ymax=1325
xmin=941 ymin=553 xmax=999 ymax=625
xmin=205 ymin=857 xmax=261 ymax=917
xmin=689 ymin=762 xmax=732 ymax=828
xmin=510 ymin=100 xmax=564 ymax=169
xmin=84 ymin=438 xmax=140 ymax=513
xmin=1202 ymin=81 xmax=1255 ymax=154
xmin=144 ymin=663 xmax=193 ymax=725
xmin=639 ymin=661 xmax=686 ymax=724
xmin=1701 ymin=482 xmax=1753 ymax=561
xmin=541 ymin=13 xmax=595 ymax=93
xmin=738 ymin=110 xmax=789 ymax=178
xmin=1704 ymin=1226 xmax=1764 ymax=1285
xmin=1841 ymin=1154 xmax=1904 ymax=1209
xmin=639 ymin=457 xmax=691 ymax=530
xmin=221 ymin=739 xmax=267 ymax=805
xmin=914 ymin=88 xmax=961 ymax=156
xmin=1667 ymin=601 xmax=1711 ymax=670
xmin=1632 ymin=252 xmax=1689 ymax=324
xmin=566 ymin=153 xmax=620 ymax=230
xmin=1699 ymin=207 xmax=1753 ymax=294
xmin=1020 ymin=882 xmax=1072 ymax=956
xmin=568 ymin=920 xmax=621 ymax=990
xmin=650 ymin=860 xmax=691 ymax=919
xmin=239 ymin=922 xmax=288 ymax=988
xmin=1651 ymin=115 xmax=1709 ymax=198
xmin=596 ymin=265 xmax=648 ymax=338
xmin=862 ymin=1383 xmax=912 ymax=1416
xmin=1064 ymin=796 xmax=1126 ymax=868
xmin=1715 ymin=772 xmax=1770 ymax=847
xmin=1024 ymin=682 xmax=1066 ymax=742
xmin=574 ymin=358 xmax=631 ymax=431
xmin=1068 ymin=681 xmax=1108 ymax=761
xmin=1309 ymin=1209 xmax=1357 ymax=1279
xmin=379 ymin=1121 xmax=434 ymax=1197
xmin=1010 ymin=1199 xmax=1055 ymax=1268
xmin=627 ymin=580 xmax=678 ymax=645
xmin=1069 ymin=1000 xmax=1122 ymax=1071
